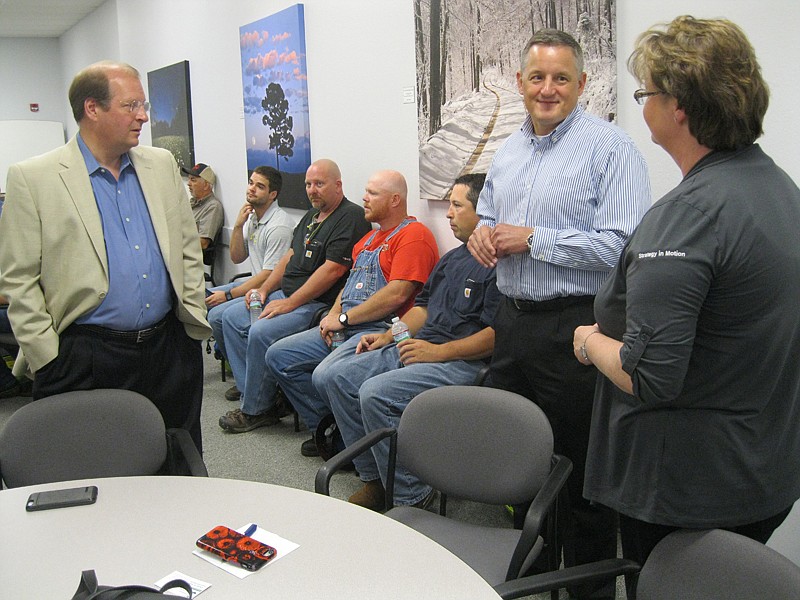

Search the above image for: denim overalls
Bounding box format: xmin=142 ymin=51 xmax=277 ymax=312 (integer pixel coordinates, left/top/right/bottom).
xmin=340 ymin=218 xmax=413 ymax=315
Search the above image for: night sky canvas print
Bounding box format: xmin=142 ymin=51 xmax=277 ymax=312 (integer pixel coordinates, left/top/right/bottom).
xmin=147 ymin=60 xmax=195 ymax=170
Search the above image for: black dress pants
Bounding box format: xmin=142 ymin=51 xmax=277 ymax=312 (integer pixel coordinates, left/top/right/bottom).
xmin=33 ymin=312 xmax=204 ymax=453
xmin=490 ymin=295 xmax=618 ymax=599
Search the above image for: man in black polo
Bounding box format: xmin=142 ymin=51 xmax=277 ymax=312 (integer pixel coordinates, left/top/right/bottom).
xmin=218 ymin=159 xmax=371 ymax=433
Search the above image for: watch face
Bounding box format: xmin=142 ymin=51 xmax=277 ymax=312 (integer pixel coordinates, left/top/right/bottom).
xmin=339 ymin=313 xmax=347 ymax=325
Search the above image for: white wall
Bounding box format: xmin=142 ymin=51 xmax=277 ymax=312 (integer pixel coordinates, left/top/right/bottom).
xmin=0 ymin=38 xmax=65 ymax=124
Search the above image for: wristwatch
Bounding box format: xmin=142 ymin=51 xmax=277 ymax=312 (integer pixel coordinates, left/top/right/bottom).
xmin=338 ymin=312 xmax=349 ymax=326
xmin=224 ymin=290 xmax=233 ymax=301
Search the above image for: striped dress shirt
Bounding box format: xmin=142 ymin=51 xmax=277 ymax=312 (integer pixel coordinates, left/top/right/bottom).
xmin=477 ymin=105 xmax=651 ymax=301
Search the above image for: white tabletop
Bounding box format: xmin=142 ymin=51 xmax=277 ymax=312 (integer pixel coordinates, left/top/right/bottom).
xmin=0 ymin=476 xmax=501 ymax=599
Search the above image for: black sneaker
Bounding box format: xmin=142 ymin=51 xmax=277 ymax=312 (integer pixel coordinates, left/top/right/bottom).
xmin=218 ymin=407 xmax=279 ymax=433
xmin=300 ymin=437 xmax=319 ymax=457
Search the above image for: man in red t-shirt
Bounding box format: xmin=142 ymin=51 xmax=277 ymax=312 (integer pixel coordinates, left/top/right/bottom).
xmin=267 ymin=170 xmax=439 ymax=452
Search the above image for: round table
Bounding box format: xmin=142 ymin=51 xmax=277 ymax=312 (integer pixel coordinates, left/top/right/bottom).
xmin=0 ymin=476 xmax=501 ymax=599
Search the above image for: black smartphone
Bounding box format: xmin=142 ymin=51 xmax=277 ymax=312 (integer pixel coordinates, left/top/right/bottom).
xmin=26 ymin=485 xmax=98 ymax=511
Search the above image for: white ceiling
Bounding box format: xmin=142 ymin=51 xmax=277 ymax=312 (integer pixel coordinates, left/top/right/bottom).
xmin=0 ymin=0 xmax=107 ymax=37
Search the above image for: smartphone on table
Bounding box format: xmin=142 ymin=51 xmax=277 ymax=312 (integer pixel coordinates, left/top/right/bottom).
xmin=196 ymin=525 xmax=276 ymax=571
xmin=26 ymin=486 xmax=98 ymax=511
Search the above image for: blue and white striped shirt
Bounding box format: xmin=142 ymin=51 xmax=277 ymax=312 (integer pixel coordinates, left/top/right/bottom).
xmin=477 ymin=105 xmax=651 ymax=301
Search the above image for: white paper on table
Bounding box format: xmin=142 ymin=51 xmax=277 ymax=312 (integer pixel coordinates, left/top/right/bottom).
xmin=154 ymin=570 xmax=211 ymax=597
xmin=192 ymin=522 xmax=300 ymax=579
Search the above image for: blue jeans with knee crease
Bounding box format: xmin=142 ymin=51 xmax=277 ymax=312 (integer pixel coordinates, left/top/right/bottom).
xmin=314 ymin=341 xmax=483 ymax=505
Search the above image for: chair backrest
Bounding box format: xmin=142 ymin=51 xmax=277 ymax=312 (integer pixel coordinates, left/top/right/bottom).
xmin=202 ymin=233 xmax=220 ymax=286
xmin=0 ymin=389 xmax=168 ymax=488
xmin=638 ymin=529 xmax=800 ymax=600
xmin=396 ymin=386 xmax=553 ymax=505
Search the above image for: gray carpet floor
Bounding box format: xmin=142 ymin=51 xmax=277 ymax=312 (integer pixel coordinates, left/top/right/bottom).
xmin=0 ymin=344 xmax=626 ymax=599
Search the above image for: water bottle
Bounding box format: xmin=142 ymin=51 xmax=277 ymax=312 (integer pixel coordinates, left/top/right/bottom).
xmin=330 ymin=330 xmax=346 ymax=350
xmin=391 ymin=316 xmax=411 ymax=343
xmin=248 ymin=290 xmax=262 ymax=326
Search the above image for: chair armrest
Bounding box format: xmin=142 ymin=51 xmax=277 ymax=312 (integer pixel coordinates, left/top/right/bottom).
xmin=314 ymin=427 xmax=396 ymax=496
xmin=229 ymin=272 xmax=252 ymax=283
xmin=165 ymin=428 xmax=209 ymax=477
xmin=494 ymin=558 xmax=641 ymax=599
xmin=507 ymin=454 xmax=572 ymax=580
xmin=309 ymin=306 xmax=331 ymax=328
xmin=472 ymin=364 xmax=491 ymax=386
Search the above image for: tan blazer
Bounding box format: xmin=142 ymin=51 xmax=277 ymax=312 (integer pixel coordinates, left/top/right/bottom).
xmin=0 ymin=136 xmax=211 ymax=374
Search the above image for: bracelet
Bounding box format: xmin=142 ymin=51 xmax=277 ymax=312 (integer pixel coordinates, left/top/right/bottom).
xmin=579 ymin=331 xmax=600 ymax=362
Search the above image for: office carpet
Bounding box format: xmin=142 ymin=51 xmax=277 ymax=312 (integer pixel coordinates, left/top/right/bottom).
xmin=0 ymin=346 xmax=626 ymax=599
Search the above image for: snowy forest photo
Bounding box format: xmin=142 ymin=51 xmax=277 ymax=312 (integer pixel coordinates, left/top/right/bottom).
xmin=416 ymin=0 xmax=617 ymax=200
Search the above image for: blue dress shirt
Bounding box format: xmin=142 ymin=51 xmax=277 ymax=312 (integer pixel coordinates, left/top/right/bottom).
xmin=74 ymin=135 xmax=172 ymax=330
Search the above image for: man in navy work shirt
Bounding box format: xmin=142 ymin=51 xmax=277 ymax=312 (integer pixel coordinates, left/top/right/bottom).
xmin=0 ymin=61 xmax=210 ymax=450
xmin=312 ymin=173 xmax=500 ymax=512
xmin=468 ymin=30 xmax=650 ymax=599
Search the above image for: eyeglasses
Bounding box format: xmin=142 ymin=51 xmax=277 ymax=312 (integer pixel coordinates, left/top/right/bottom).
xmin=119 ymin=100 xmax=150 ymax=113
xmin=633 ymin=89 xmax=664 ymax=105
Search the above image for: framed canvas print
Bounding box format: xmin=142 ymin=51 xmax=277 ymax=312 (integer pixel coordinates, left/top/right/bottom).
xmin=147 ymin=60 xmax=195 ymax=170
xmin=240 ymin=4 xmax=312 ymax=210
xmin=415 ymin=0 xmax=617 ymax=201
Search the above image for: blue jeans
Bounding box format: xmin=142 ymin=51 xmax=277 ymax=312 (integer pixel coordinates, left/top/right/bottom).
xmin=315 ymin=342 xmax=483 ymax=505
xmin=266 ymin=323 xmax=384 ymax=431
xmin=221 ymin=289 xmax=325 ymax=415
xmin=206 ymin=282 xmax=241 ymax=360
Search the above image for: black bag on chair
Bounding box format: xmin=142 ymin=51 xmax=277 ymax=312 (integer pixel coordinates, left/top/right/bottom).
xmin=71 ymin=569 xmax=193 ymax=599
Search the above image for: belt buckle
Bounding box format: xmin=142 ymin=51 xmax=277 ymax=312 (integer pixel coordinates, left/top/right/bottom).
xmin=135 ymin=329 xmax=146 ymax=343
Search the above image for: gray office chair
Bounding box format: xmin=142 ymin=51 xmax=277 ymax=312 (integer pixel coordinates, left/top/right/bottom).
xmin=316 ymin=385 xmax=572 ymax=587
xmin=494 ymin=528 xmax=800 ymax=599
xmin=202 ymin=232 xmax=221 ymax=287
xmin=638 ymin=528 xmax=800 ymax=600
xmin=0 ymin=388 xmax=208 ymax=488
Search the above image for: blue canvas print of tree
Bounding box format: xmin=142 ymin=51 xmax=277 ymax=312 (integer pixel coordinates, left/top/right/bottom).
xmin=239 ymin=4 xmax=311 ymax=176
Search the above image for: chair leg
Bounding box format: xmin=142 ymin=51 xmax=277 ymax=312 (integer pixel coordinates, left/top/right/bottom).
xmin=220 ymin=357 xmax=226 ymax=382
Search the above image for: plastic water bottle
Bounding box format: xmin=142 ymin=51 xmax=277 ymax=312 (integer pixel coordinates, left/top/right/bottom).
xmin=391 ymin=316 xmax=411 ymax=343
xmin=248 ymin=290 xmax=262 ymax=326
xmin=330 ymin=330 xmax=346 ymax=350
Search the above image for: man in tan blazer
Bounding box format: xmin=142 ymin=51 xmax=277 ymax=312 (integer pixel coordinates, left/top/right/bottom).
xmin=0 ymin=61 xmax=211 ymax=450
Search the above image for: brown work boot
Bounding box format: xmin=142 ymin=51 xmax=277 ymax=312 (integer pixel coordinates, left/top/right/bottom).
xmin=218 ymin=407 xmax=280 ymax=433
xmin=348 ymin=480 xmax=386 ymax=512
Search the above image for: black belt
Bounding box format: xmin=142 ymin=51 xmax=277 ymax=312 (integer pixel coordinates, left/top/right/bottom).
xmin=71 ymin=316 xmax=169 ymax=344
xmin=508 ymin=295 xmax=594 ymax=313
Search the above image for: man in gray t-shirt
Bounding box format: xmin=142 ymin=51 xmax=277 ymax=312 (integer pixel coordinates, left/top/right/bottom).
xmin=182 ymin=162 xmax=223 ymax=250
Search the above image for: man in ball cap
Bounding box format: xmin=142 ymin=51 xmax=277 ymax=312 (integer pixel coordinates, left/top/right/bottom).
xmin=182 ymin=162 xmax=223 ymax=250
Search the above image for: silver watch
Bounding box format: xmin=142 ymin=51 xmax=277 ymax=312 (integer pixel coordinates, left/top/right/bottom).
xmin=526 ymin=231 xmax=534 ymax=250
